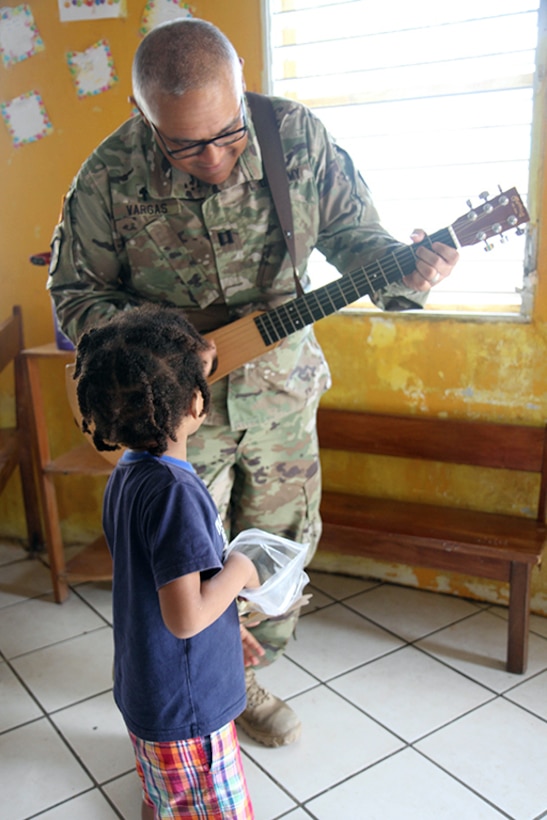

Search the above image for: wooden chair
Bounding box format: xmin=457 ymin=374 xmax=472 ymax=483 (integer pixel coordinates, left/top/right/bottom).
xmin=0 ymin=306 xmax=43 ymax=552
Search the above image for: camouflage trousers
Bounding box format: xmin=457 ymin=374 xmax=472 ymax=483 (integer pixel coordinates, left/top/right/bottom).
xmin=187 ymin=400 xmax=322 ymax=668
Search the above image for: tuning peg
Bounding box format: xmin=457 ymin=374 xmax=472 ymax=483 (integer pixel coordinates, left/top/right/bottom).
xmin=483 ymin=240 xmax=494 ymax=252
xmin=466 ymin=199 xmax=478 ymax=221
xmin=496 ymin=184 xmax=509 ymax=206
xmin=516 ymin=227 xmax=526 ymax=236
xmin=477 ymin=191 xmax=493 ymax=213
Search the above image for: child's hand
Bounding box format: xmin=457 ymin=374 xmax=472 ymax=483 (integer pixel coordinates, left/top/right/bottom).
xmin=240 ymin=624 xmax=265 ymax=667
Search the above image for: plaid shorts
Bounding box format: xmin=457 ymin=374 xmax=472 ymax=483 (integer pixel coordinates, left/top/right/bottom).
xmin=129 ymin=721 xmax=254 ymax=818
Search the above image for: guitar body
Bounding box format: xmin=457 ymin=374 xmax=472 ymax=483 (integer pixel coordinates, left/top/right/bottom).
xmin=204 ymin=310 xmax=281 ymax=384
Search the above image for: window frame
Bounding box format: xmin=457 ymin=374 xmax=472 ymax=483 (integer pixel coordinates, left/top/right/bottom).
xmin=261 ymin=0 xmax=545 ymax=323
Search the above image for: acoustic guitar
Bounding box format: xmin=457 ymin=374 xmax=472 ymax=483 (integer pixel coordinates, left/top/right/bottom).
xmin=65 ymin=187 xmax=529 ymax=463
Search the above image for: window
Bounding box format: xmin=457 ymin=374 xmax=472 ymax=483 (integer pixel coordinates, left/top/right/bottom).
xmin=264 ymin=0 xmax=542 ymax=317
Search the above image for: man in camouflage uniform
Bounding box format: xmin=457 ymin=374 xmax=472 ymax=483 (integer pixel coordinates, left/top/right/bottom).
xmin=48 ymin=19 xmax=459 ymax=748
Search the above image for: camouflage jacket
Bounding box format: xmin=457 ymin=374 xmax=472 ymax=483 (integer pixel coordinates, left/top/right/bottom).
xmin=48 ymin=95 xmax=427 ymax=430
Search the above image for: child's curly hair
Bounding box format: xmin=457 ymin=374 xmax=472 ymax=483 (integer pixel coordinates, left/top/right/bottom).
xmin=74 ymin=304 xmax=212 ymax=456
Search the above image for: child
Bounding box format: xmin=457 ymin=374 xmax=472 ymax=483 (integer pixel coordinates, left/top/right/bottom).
xmin=74 ymin=304 xmax=260 ymax=819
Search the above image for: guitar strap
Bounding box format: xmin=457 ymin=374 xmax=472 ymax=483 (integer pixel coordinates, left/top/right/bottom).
xmin=246 ymin=92 xmax=304 ymax=297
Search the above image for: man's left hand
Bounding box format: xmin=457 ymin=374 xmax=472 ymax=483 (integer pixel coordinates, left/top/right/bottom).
xmin=403 ymin=229 xmax=460 ymax=291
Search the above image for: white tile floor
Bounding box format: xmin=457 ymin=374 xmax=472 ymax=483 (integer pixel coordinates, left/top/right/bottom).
xmin=1 ymin=538 xmax=547 ymax=820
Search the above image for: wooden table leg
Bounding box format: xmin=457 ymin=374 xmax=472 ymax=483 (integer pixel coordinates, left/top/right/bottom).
xmin=23 ymin=354 xmax=69 ymax=603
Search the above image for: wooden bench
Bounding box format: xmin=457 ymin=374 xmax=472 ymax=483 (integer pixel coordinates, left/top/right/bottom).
xmin=316 ymin=408 xmax=547 ymax=673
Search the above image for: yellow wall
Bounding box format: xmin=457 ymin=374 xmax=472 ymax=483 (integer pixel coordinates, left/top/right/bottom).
xmin=1 ymin=0 xmax=546 ymax=614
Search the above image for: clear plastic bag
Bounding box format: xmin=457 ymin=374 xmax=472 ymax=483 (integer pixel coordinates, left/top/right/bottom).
xmin=225 ymin=528 xmax=310 ymax=617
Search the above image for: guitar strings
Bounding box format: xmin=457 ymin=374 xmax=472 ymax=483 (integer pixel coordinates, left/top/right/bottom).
xmin=258 ymin=192 xmax=523 ymax=345
xmin=257 ymin=229 xmax=452 ymax=344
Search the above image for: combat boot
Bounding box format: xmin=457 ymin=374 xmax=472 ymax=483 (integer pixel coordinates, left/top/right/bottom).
xmin=236 ymin=668 xmax=302 ymax=747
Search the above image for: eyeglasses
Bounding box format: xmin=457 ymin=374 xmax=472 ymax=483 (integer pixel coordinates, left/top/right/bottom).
xmin=150 ymin=107 xmax=248 ymax=159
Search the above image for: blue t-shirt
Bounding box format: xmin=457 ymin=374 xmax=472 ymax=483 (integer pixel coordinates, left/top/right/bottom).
xmin=103 ymin=451 xmax=246 ymax=742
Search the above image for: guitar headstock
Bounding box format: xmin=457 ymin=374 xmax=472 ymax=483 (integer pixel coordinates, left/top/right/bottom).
xmin=451 ymin=188 xmax=529 ymax=249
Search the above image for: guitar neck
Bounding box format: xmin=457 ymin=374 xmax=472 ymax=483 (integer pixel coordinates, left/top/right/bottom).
xmin=254 ymin=227 xmax=456 ymax=345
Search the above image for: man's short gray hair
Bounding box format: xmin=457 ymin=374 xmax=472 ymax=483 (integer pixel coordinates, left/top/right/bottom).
xmin=132 ymin=18 xmax=240 ymax=111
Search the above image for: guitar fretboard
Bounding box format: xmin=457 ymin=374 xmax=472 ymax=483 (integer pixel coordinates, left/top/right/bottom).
xmin=255 ymin=227 xmax=455 ymax=346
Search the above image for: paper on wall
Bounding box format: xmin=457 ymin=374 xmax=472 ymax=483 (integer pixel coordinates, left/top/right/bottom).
xmin=140 ymin=0 xmax=192 ymax=37
xmin=0 ymin=90 xmax=52 ymax=147
xmin=66 ymin=39 xmax=118 ymax=97
xmin=58 ymin=0 xmax=126 ymax=23
xmin=0 ymin=4 xmax=44 ymax=68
